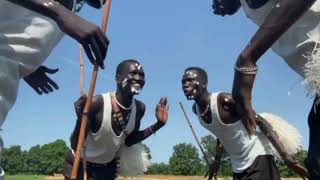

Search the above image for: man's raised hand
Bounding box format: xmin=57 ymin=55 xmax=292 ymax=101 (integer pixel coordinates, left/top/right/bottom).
xmin=155 ymin=97 xmax=169 ymax=125
xmin=24 ymin=66 xmax=59 ymax=95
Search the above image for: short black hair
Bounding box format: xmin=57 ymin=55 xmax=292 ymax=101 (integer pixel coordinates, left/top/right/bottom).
xmin=185 ymin=67 xmax=208 ymax=83
xmin=116 ymin=59 xmax=140 ymax=75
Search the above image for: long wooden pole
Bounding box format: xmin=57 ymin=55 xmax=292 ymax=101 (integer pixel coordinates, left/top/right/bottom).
xmin=179 ymin=102 xmax=218 ymax=180
xmin=179 ymin=102 xmax=210 ymax=166
xmin=80 ymin=45 xmax=85 ymax=95
xmin=71 ymin=0 xmax=112 ymax=179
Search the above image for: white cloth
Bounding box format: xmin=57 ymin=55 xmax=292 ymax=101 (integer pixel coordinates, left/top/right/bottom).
xmin=196 ymin=93 xmax=272 ymax=173
xmin=118 ymin=143 xmax=151 ymax=176
xmin=240 ymin=0 xmax=320 ymax=77
xmin=0 ymin=1 xmax=64 ymax=126
xmin=259 ymin=112 xmax=303 ymax=161
xmin=84 ymin=92 xmax=136 ymax=164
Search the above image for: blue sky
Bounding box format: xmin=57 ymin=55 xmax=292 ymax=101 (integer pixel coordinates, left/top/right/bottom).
xmin=3 ymin=0 xmax=312 ymax=163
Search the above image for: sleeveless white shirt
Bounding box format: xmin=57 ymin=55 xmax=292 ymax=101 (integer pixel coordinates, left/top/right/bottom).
xmin=0 ymin=1 xmax=64 ymax=126
xmin=240 ymin=0 xmax=320 ymax=77
xmin=196 ymin=93 xmax=272 ymax=173
xmin=84 ymin=92 xmax=136 ymax=164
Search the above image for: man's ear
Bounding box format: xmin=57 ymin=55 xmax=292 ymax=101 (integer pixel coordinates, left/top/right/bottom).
xmin=115 ymin=74 xmax=121 ymax=84
xmin=202 ymin=81 xmax=208 ymax=88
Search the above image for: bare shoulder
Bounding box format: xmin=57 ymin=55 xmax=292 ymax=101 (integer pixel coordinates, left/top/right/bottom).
xmin=91 ymin=95 xmax=104 ymax=113
xmin=135 ymin=99 xmax=146 ymax=116
xmin=218 ymin=92 xmax=234 ymax=105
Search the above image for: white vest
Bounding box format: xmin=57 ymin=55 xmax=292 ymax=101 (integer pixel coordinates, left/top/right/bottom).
xmin=84 ymin=92 xmax=136 ymax=164
xmin=196 ymin=93 xmax=272 ymax=173
xmin=0 ymin=1 xmax=64 ymax=126
xmin=240 ymin=0 xmax=320 ymax=77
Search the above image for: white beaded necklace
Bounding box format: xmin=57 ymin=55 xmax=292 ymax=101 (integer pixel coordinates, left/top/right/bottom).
xmin=199 ymin=104 xmax=210 ymax=116
xmin=114 ymin=95 xmax=132 ymax=110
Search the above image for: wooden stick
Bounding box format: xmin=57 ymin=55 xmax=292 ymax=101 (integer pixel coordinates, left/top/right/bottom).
xmin=179 ymin=102 xmax=218 ymax=180
xmin=71 ymin=0 xmax=112 ymax=179
xmin=179 ymin=102 xmax=210 ymax=166
xmin=80 ymin=45 xmax=85 ymax=95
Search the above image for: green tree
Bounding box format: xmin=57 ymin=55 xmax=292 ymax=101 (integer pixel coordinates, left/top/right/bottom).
xmin=147 ymin=163 xmax=171 ymax=175
xmin=200 ymin=135 xmax=217 ymax=162
xmin=25 ymin=145 xmax=42 ymax=174
xmin=169 ymin=143 xmax=205 ymax=175
xmin=37 ymin=139 xmax=68 ymax=175
xmin=279 ymin=150 xmax=307 ymax=177
xmin=2 ymin=145 xmax=27 ymax=174
xmin=142 ymin=143 xmax=152 ymax=160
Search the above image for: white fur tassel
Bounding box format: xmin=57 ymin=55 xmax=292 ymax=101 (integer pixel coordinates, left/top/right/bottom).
xmin=118 ymin=143 xmax=151 ymax=177
xmin=259 ymin=113 xmax=303 ymax=161
xmin=303 ymin=43 xmax=320 ymax=97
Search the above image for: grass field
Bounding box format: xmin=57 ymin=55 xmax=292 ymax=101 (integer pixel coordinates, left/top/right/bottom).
xmin=6 ymin=175 xmax=47 ymax=180
xmin=6 ymin=175 xmax=301 ymax=180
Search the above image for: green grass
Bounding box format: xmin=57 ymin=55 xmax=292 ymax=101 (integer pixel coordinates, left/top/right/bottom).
xmin=6 ymin=175 xmax=47 ymax=180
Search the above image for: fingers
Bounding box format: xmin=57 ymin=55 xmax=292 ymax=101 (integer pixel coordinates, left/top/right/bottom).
xmin=159 ymin=97 xmax=168 ymax=106
xmin=47 ymin=78 xmax=59 ymax=90
xmin=90 ymin=38 xmax=104 ymax=68
xmin=96 ymin=31 xmax=109 ymax=60
xmin=39 ymin=85 xmax=49 ymax=94
xmin=82 ymin=44 xmax=96 ymax=66
xmin=32 ymin=86 xmax=43 ymax=95
xmin=41 ymin=66 xmax=59 ymax=74
xmin=82 ymin=30 xmax=108 ymax=69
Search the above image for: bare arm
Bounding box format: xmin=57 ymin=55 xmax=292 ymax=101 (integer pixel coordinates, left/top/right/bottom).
xmin=125 ymin=120 xmax=165 ymax=147
xmin=6 ymin=0 xmax=109 ymax=69
xmin=125 ymin=97 xmax=168 ymax=146
xmin=207 ymin=139 xmax=225 ymax=180
xmin=70 ymin=95 xmax=102 ymax=150
xmin=256 ymin=115 xmax=309 ymax=179
xmin=232 ymin=0 xmax=317 ymax=134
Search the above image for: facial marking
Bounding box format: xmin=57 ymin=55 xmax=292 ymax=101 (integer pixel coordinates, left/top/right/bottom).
xmin=131 ymin=84 xmax=142 ymax=95
xmin=121 ymin=78 xmax=128 ymax=88
xmin=134 ymin=63 xmax=142 ymax=70
xmin=43 ymin=0 xmax=58 ymax=7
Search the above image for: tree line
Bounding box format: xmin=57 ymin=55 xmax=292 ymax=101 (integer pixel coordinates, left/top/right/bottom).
xmin=2 ymin=136 xmax=306 ymax=177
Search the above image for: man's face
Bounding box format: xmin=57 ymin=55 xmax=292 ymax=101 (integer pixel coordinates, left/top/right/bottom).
xmin=181 ymin=70 xmax=203 ymax=100
xmin=118 ymin=62 xmax=145 ymax=96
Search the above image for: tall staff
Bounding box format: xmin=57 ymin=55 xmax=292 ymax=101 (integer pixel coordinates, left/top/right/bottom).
xmin=179 ymin=103 xmax=210 ymax=166
xmin=71 ymin=0 xmax=112 ymax=178
xmin=179 ymin=102 xmax=217 ymax=180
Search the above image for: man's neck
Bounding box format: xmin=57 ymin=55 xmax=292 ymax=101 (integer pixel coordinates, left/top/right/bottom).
xmin=115 ymin=90 xmax=134 ymax=108
xmin=194 ymin=91 xmax=210 ymax=108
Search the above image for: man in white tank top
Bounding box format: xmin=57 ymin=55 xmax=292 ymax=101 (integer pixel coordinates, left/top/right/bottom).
xmin=211 ymin=0 xmax=320 ymax=178
xmin=64 ymin=59 xmax=169 ymax=180
xmin=0 ymin=0 xmax=109 ymax=179
xmin=181 ymin=67 xmax=308 ymax=180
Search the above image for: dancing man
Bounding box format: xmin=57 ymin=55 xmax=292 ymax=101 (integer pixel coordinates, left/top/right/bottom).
xmin=181 ymin=67 xmax=307 ymax=180
xmin=0 ymin=0 xmax=109 ymax=178
xmin=211 ymin=0 xmax=320 ymax=178
xmin=64 ymin=59 xmax=169 ymax=179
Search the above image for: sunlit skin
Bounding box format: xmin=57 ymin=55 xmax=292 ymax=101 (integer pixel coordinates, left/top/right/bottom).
xmin=7 ymin=0 xmax=109 ymax=70
xmin=211 ymin=0 xmax=319 ymax=178
xmin=182 ymin=67 xmax=308 ymax=180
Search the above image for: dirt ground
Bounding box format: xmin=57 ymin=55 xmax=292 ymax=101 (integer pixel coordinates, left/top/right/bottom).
xmin=46 ymin=175 xmax=301 ymax=180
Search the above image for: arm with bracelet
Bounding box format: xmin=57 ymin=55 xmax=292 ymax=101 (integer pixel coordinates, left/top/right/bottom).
xmin=231 ymin=0 xmax=316 ymax=135
xmin=125 ymin=97 xmax=168 ymax=146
